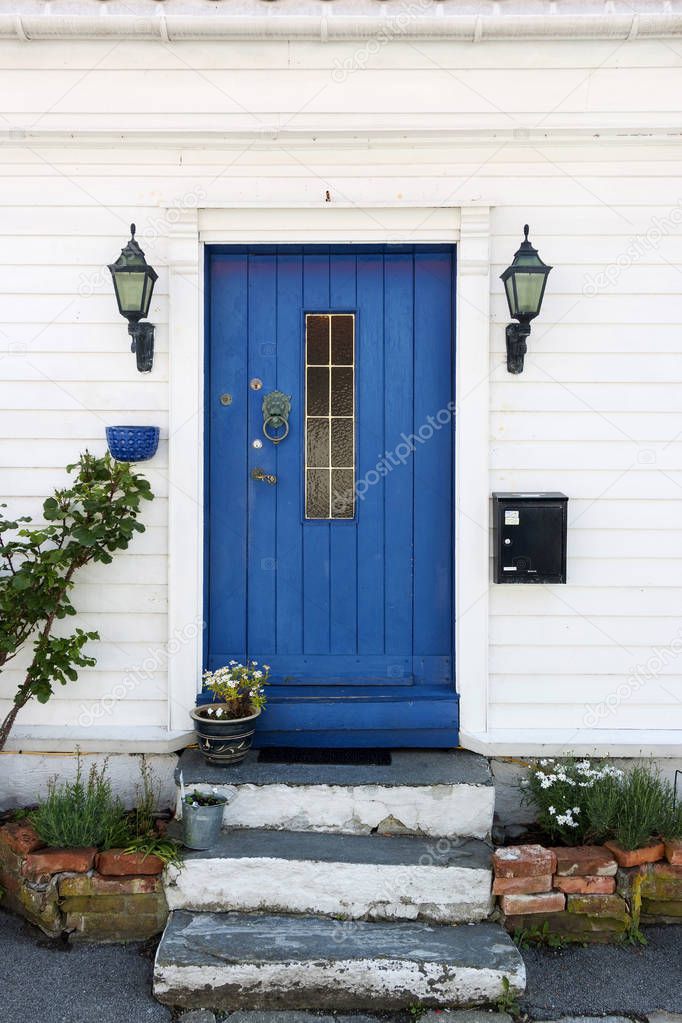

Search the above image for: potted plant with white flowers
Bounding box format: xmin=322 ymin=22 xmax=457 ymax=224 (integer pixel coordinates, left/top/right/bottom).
xmin=190 ymin=661 xmax=269 ymax=766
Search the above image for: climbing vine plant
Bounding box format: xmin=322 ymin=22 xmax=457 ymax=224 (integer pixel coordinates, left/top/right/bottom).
xmin=0 ymin=452 xmax=153 ymax=750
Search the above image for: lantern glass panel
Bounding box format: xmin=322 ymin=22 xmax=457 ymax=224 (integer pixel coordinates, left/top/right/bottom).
xmin=113 ymin=271 xmax=147 ymax=316
xmin=140 ymin=272 xmax=155 ymax=318
xmin=513 ymin=271 xmax=545 ymax=317
xmin=503 ymin=275 xmax=516 ymax=316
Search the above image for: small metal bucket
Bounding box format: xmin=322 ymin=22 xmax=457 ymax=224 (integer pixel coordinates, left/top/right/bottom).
xmin=181 ymin=798 xmax=227 ymax=850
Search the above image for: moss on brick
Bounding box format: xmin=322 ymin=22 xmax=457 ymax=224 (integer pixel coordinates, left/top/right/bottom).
xmin=58 ymin=873 xmax=162 ymax=897
xmin=503 ymin=910 xmax=628 ymax=943
xmin=566 ymin=893 xmax=629 ymax=922
xmin=60 ymin=893 xmax=166 ymax=916
xmin=641 ymin=898 xmax=682 ymax=920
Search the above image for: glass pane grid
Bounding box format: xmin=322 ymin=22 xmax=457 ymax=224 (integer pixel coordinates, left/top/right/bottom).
xmin=305 ymin=314 xmax=355 ymax=520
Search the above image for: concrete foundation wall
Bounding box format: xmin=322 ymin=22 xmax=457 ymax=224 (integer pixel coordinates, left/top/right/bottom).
xmin=0 ymin=752 xmax=178 ymax=813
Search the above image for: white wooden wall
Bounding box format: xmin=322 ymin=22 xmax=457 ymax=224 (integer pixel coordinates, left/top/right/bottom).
xmin=1 ymin=36 xmax=681 ymax=746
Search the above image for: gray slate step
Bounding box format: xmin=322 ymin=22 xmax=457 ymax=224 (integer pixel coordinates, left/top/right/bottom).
xmin=177 ymin=748 xmax=492 ymax=788
xmin=165 ymin=827 xmax=493 ymax=923
xmin=176 ymin=749 xmax=494 ymax=839
xmin=153 ymin=910 xmax=526 ymax=1012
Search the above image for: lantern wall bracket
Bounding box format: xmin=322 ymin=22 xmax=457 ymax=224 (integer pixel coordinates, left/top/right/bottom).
xmin=505 ymin=321 xmax=531 ymax=375
xmin=129 ymin=321 xmax=155 ymax=373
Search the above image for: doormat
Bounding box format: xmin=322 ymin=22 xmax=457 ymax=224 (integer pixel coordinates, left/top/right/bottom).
xmin=257 ymin=747 xmax=392 ymax=766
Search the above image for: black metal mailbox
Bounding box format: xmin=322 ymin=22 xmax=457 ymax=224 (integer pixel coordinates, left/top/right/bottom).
xmin=493 ymin=492 xmax=568 ymax=584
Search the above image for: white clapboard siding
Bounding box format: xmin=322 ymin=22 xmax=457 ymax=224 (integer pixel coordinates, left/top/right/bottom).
xmin=491 ymin=646 xmax=682 ymax=677
xmin=0 ymin=698 xmax=167 ymax=728
xmin=73 ymin=585 xmax=168 ymax=615
xmin=492 ymin=413 xmax=682 ymax=442
xmin=490 ymin=677 xmax=682 ymax=707
xmin=0 ymin=668 xmax=168 ymax=703
xmin=1 ymin=35 xmax=681 ymax=737
xmin=490 ymin=586 xmax=682 ymax=618
xmin=491 ymin=616 xmax=682 ymax=648
xmin=54 ymin=613 xmax=169 ymax=644
xmin=488 ymin=704 xmax=682 ymax=730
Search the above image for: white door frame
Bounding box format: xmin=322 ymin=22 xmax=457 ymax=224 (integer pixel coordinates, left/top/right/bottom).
xmin=166 ymin=204 xmax=492 ymax=743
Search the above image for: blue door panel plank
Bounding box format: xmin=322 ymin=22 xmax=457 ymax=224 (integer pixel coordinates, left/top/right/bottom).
xmin=383 ymin=254 xmax=414 ymax=656
xmin=247 ymin=255 xmax=278 ymax=652
xmin=413 ymin=251 xmax=455 ymax=655
xmin=329 ymin=253 xmax=359 ymax=655
xmin=208 ymin=253 xmax=248 ymax=661
xmin=275 ymin=253 xmax=305 ymax=655
xmin=356 ymin=254 xmax=386 ymax=655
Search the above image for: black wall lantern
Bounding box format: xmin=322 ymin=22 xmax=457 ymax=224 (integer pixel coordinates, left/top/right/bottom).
xmin=500 ymin=224 xmax=552 ymax=374
xmin=108 ymin=224 xmax=158 ymax=373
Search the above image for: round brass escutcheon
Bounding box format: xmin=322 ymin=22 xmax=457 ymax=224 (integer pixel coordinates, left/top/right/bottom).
xmin=219 ymin=393 xmax=232 ymax=406
xmin=250 ymin=378 xmax=263 ymax=391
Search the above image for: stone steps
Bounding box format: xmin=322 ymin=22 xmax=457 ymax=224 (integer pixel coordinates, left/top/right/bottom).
xmin=175 ymin=749 xmax=494 ymax=839
xmin=164 ymin=827 xmax=493 ymax=924
xmin=153 ymin=910 xmax=526 ymax=1013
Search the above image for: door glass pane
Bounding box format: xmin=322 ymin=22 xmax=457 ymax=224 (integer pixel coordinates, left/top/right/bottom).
xmin=331 ymin=418 xmax=353 ymax=467
xmin=331 ymin=314 xmax=354 ymax=364
xmin=306 ymin=367 xmax=329 ymax=416
xmin=306 ymin=468 xmax=330 ymax=519
xmin=306 ymin=418 xmax=329 ymax=468
xmin=331 ymin=368 xmax=353 ymax=416
xmin=307 ymin=314 xmax=330 ymax=364
xmin=305 ymin=313 xmax=355 ymax=520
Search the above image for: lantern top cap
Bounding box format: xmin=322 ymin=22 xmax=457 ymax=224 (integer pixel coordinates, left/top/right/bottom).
xmin=108 ymin=223 xmax=158 ymax=280
xmin=502 ymin=223 xmax=552 ymax=276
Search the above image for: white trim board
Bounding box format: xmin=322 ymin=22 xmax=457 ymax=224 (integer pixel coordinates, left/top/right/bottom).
xmin=4 ymin=726 xmax=194 ymax=754
xmin=1 ymin=9 xmax=680 ymax=42
xmin=198 ymin=207 xmax=463 ymax=245
xmin=168 ymin=203 xmax=491 ymax=744
xmin=462 ymin=730 xmax=682 ymax=759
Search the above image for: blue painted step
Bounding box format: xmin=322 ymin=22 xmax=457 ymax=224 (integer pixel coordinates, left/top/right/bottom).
xmin=197 ymin=684 xmax=459 ymax=748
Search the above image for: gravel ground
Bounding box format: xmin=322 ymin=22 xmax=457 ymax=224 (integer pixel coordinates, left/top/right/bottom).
xmin=521 ymin=925 xmax=682 ymax=1018
xmin=1 ymin=907 xmax=681 ymax=1022
xmin=0 ymin=909 xmax=171 ymax=1023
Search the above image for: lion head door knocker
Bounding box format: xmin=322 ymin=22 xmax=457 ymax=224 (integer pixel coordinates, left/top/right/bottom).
xmin=262 ymin=390 xmax=292 ymax=445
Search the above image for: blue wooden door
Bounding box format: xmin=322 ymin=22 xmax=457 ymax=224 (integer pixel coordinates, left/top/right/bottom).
xmin=205 ymin=245 xmax=458 ymax=747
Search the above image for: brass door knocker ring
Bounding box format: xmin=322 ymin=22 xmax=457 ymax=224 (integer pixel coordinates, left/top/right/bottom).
xmin=261 ymin=390 xmax=292 ymax=445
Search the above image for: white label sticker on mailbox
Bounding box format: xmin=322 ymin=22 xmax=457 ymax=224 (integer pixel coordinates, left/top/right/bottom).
xmin=505 ymin=510 xmax=520 ymax=526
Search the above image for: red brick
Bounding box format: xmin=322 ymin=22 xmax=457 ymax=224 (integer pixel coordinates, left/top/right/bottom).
xmin=493 ymin=873 xmax=553 ymax=895
xmin=665 ymin=839 xmax=682 ymax=866
xmin=554 ymin=875 xmax=616 ymax=895
xmin=499 ymin=891 xmax=565 ymax=915
xmin=552 ymin=845 xmax=617 ymax=877
xmin=59 ymin=873 xmax=162 ymax=896
xmin=493 ymin=845 xmax=556 ymax=878
xmin=566 ymin=893 xmax=629 ymax=921
xmin=0 ymin=821 xmax=44 ymax=856
xmin=604 ymin=839 xmax=665 ymax=868
xmin=95 ymin=849 xmax=164 ymax=876
xmin=503 ymin=911 xmax=628 ymax=942
xmin=22 ymin=847 xmax=96 ymax=878
xmin=640 ymin=861 xmax=682 ymax=900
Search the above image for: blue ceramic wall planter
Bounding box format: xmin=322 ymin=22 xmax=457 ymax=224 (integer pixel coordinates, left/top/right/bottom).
xmin=106 ymin=426 xmax=159 ymax=463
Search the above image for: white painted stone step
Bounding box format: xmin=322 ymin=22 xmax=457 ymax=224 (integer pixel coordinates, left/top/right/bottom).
xmin=176 ymin=749 xmax=494 ymax=839
xmin=154 ymin=910 xmax=526 ymax=1012
xmin=164 ymin=828 xmax=493 ymax=923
